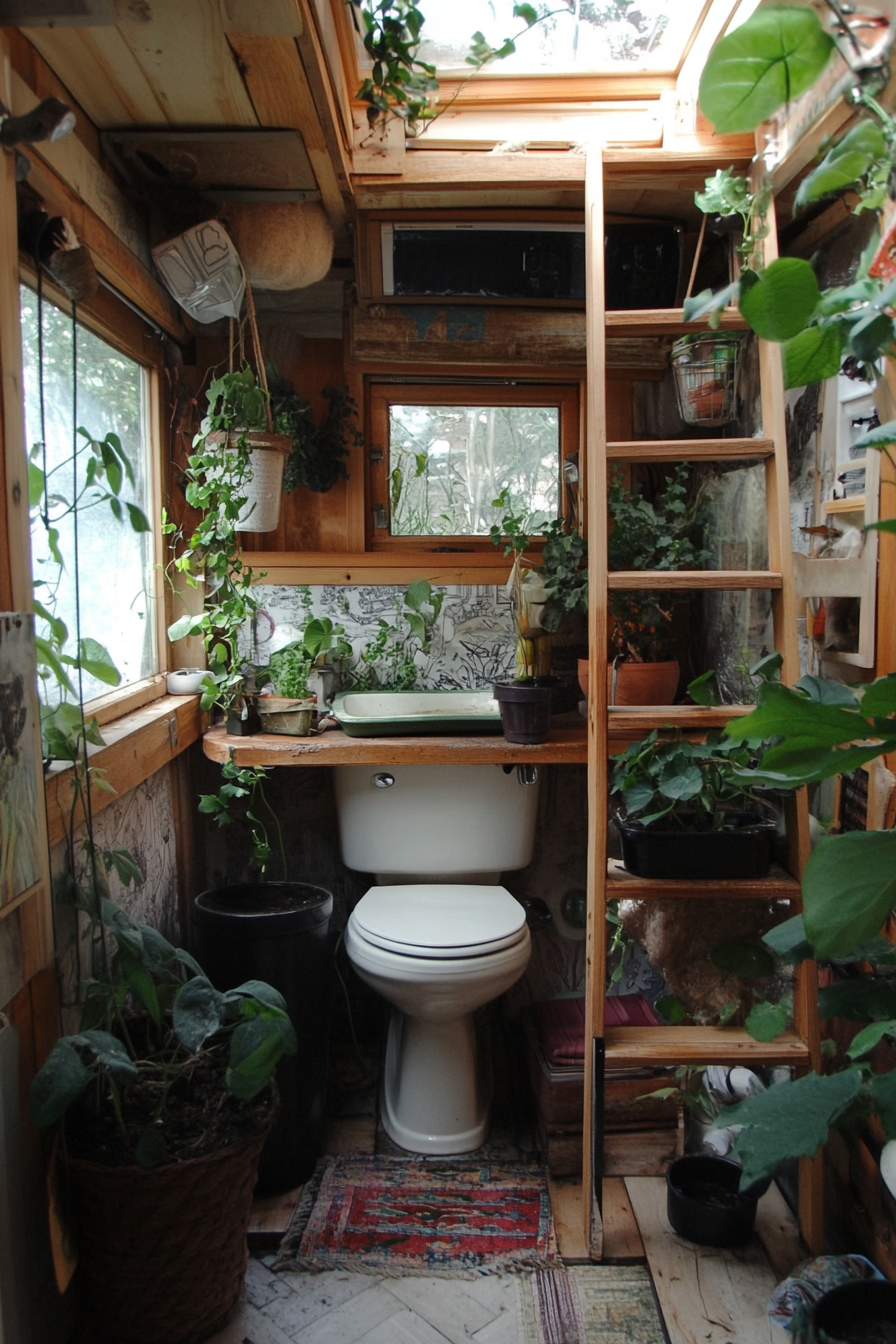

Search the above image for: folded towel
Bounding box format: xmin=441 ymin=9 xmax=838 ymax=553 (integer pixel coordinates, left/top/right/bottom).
xmin=533 ymin=995 xmax=661 ymax=1066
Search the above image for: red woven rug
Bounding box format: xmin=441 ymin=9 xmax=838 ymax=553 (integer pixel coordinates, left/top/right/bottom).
xmin=274 ymin=1156 xmax=561 ymax=1278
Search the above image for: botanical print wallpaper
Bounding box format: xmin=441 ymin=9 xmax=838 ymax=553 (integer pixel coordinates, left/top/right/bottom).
xmin=251 ymin=583 xmax=519 ymax=690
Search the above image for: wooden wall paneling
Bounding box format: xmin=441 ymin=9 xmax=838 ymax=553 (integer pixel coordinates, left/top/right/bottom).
xmin=3 ymin=30 xmax=102 ymax=161
xmin=294 ymin=0 xmax=354 ymax=201
xmin=19 ymin=22 xmax=178 ymax=126
xmin=584 ymin=144 xmax=609 ymax=1260
xmin=341 ymin=364 xmax=367 ymax=553
xmin=224 ymin=29 xmax=347 ymax=233
xmin=350 ymin=305 xmax=588 ymax=368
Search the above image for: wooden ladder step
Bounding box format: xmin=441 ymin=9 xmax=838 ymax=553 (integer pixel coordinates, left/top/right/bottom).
xmin=604 ymin=1026 xmax=810 ymax=1067
xmin=606 ymin=859 xmax=800 ymax=901
xmin=605 ymin=307 xmax=748 ymax=336
xmin=609 ymin=570 xmax=782 ymax=590
xmin=608 ymin=438 xmax=775 ymax=461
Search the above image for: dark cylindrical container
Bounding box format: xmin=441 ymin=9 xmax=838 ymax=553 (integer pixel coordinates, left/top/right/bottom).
xmin=666 ymin=1154 xmax=767 ymax=1248
xmin=811 ymin=1279 xmax=896 ymax=1344
xmin=494 ymin=682 xmax=552 ymax=744
xmin=192 ymin=882 xmax=333 ymax=1194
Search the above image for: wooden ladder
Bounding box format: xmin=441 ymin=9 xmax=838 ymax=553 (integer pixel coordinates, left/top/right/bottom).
xmin=582 ymin=147 xmax=822 ymax=1258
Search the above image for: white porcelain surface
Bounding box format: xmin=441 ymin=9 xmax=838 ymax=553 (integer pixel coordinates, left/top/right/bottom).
xmin=353 ymin=884 xmax=526 ymax=957
xmin=334 ymin=762 xmax=540 ymax=875
xmin=338 ymin=689 xmax=499 ymax=718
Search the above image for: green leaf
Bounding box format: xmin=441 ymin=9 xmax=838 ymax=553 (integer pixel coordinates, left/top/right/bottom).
xmin=122 ymin=956 xmax=161 ymax=1027
xmin=803 ymin=832 xmax=896 ymax=957
xmin=126 ymin=502 xmax=151 ymax=532
xmin=687 ymin=669 xmax=720 ymax=707
xmin=134 ymin=1130 xmax=168 ymax=1167
xmin=28 ymin=460 xmax=46 ymax=508
xmin=727 ymin=1068 xmax=864 ymax=1184
xmin=795 ymin=122 xmax=888 ymax=211
xmin=167 ymin=613 xmax=204 ymax=642
xmin=173 ymin=977 xmax=225 ymax=1051
xmin=795 ymin=675 xmax=860 ymax=707
xmin=656 ymin=994 xmax=687 ymax=1024
xmin=78 ymin=637 xmax=121 ymax=686
xmin=725 ymin=681 xmax=872 ymax=748
xmin=853 ymin=418 xmax=896 ymax=452
xmin=682 ymin=281 xmax=740 ymax=324
xmin=782 ymin=323 xmax=843 ymax=390
xmin=848 ymin=311 xmax=896 ymax=364
xmin=867 ymin=519 xmax=896 ymax=535
xmin=847 ymin=1019 xmax=896 ymax=1060
xmin=818 ymin=977 xmax=896 ymax=1022
xmin=871 ymin=1070 xmax=896 ymax=1139
xmin=860 ymin=674 xmax=896 ymax=721
xmin=745 ymin=998 xmax=791 ymax=1041
xmin=226 ymin=1018 xmax=284 ymax=1100
xmin=763 ymin=914 xmax=813 ymax=965
xmin=224 ymin=979 xmax=289 ymax=1015
xmin=698 ymin=6 xmax=835 ymax=135
xmin=76 ymin=1029 xmax=137 ymax=1082
xmin=739 ymin=257 xmax=821 ymax=341
xmin=30 ymin=1039 xmax=90 ymax=1127
xmin=711 ymin=941 xmax=775 ymax=980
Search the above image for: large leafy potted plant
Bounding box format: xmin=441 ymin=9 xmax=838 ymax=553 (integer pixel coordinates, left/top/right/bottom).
xmin=30 ymin=896 xmax=295 ymax=1344
xmin=601 ymin=462 xmax=710 ymax=706
xmin=609 ymin=727 xmax=778 ymax=879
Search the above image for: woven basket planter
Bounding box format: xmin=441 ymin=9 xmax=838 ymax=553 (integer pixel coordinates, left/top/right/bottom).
xmin=206 ymin=430 xmax=291 ymax=532
xmin=65 ymin=1111 xmax=273 ymax=1344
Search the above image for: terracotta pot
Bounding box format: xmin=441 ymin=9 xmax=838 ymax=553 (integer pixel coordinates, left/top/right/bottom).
xmin=577 ymin=658 xmax=679 ymax=705
xmin=65 ymin=1103 xmax=275 ymax=1344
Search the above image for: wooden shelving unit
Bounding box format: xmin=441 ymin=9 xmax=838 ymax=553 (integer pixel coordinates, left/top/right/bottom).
xmin=582 ymin=150 xmax=821 ymax=1259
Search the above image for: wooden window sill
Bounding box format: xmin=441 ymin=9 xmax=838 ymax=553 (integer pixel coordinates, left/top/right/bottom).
xmin=44 ymin=694 xmax=204 ymax=848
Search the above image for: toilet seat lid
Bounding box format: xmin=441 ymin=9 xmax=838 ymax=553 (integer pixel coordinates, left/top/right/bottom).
xmin=352 ymin=884 xmax=527 ymax=957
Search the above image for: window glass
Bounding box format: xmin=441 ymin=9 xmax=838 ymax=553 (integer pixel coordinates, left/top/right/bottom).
xmin=413 ymin=0 xmax=705 ymax=74
xmin=20 ymin=286 xmax=156 ymax=703
xmin=388 ymin=401 xmax=560 ymax=536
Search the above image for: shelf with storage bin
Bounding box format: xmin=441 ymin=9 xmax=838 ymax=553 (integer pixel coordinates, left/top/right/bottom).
xmin=606 ymin=859 xmax=800 ymax=902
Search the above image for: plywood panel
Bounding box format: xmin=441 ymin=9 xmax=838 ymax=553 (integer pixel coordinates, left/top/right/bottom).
xmin=626 ymin=1176 xmax=778 ymax=1344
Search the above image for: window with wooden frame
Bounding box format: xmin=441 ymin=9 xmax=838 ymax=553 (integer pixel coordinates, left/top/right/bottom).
xmin=19 ymin=276 xmax=165 ymax=727
xmin=367 ymin=382 xmax=580 ymax=550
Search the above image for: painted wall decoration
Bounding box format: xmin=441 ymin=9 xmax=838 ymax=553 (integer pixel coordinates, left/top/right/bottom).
xmin=0 ymin=615 xmax=41 ymax=906
xmin=252 ymin=583 xmax=520 ymax=689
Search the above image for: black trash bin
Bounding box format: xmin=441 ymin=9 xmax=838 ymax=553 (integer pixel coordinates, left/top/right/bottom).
xmin=192 ymin=882 xmax=333 ymax=1195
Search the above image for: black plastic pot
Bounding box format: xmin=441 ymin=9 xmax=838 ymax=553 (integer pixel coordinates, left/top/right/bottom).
xmin=666 ymin=1155 xmax=768 ymax=1248
xmin=192 ymin=882 xmax=333 ymax=1195
xmin=811 ymin=1280 xmax=896 ymax=1344
xmin=614 ymin=811 xmax=777 ymax=880
xmin=493 ymin=682 xmax=552 ymax=744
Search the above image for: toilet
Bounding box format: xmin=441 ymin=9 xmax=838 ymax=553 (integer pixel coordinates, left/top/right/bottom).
xmin=335 ymin=762 xmax=539 ymax=1154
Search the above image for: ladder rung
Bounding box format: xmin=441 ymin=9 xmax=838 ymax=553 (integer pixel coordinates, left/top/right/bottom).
xmin=606 ymin=859 xmax=800 ymax=900
xmin=607 ymin=438 xmax=775 ymax=461
xmin=603 ymin=1025 xmax=810 ymax=1066
xmin=608 ymin=570 xmax=782 ymax=590
xmin=605 ymin=308 xmax=748 ymax=336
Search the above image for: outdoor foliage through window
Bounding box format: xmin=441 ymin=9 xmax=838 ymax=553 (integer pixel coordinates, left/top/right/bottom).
xmin=388 ymin=401 xmax=560 ymax=536
xmin=21 ymin=286 xmax=156 ymax=705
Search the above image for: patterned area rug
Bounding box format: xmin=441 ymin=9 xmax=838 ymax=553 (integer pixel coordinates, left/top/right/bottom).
xmin=274 ymin=1155 xmax=561 ymax=1278
xmin=521 ymin=1267 xmax=666 ymax=1344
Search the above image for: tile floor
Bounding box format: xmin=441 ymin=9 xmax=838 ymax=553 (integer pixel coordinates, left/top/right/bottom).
xmin=208 ymin=1257 xmax=526 ymax=1344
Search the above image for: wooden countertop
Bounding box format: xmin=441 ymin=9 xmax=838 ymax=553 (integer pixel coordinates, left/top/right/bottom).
xmin=203 ymin=716 xmax=588 ymax=766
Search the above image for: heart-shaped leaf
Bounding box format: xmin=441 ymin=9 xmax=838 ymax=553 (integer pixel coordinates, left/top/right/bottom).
xmin=739 ymin=258 xmax=821 ymax=341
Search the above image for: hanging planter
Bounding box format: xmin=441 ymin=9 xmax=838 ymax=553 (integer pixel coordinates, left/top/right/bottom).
xmin=205 ymin=428 xmax=291 ymax=532
xmin=671 ymin=331 xmax=744 ymax=427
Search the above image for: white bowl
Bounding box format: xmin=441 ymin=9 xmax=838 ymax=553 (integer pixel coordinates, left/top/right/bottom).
xmin=166 ymin=668 xmax=208 ymax=695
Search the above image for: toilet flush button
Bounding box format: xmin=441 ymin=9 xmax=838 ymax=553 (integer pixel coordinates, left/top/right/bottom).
xmin=372 ymin=773 xmax=395 ymax=788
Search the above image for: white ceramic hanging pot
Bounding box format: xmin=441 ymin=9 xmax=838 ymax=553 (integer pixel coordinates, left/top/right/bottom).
xmin=207 ymin=430 xmax=291 ymax=532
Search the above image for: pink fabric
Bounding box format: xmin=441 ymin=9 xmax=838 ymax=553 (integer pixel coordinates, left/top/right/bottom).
xmin=533 ymin=995 xmax=661 ymax=1066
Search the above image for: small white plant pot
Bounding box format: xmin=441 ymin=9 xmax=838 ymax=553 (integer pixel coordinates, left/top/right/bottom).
xmin=167 ymin=668 xmax=209 ymax=695
xmin=206 ymin=431 xmax=291 ymax=533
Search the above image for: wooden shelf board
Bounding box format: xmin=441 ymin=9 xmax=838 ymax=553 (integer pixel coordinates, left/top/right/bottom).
xmin=604 ymin=1026 xmax=810 ymax=1067
xmin=607 ymin=438 xmax=774 ymax=461
xmin=203 ymin=720 xmax=588 ymax=767
xmin=608 ymin=570 xmax=782 ymax=590
xmin=605 ymin=308 xmax=747 ymax=337
xmin=606 ymin=859 xmax=800 ymax=900
xmin=822 ymin=496 xmax=865 ymax=514
xmin=607 ymin=705 xmax=753 ymax=739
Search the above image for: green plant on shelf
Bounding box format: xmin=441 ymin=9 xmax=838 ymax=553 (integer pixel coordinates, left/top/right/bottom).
xmin=343 ymin=580 xmax=444 ymax=691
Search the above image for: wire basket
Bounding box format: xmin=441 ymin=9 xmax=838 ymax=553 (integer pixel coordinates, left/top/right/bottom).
xmin=671 ymin=333 xmax=743 ymax=427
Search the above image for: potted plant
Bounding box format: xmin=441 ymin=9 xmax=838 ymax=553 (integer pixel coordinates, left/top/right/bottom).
xmin=600 ymin=462 xmax=710 ymax=706
xmin=256 ymin=638 xmax=316 ymax=736
xmin=609 ymin=728 xmax=778 ymax=879
xmin=670 ymin=331 xmax=745 ymax=428
xmin=665 ymin=1153 xmax=769 ymax=1248
xmin=202 ymin=366 xmax=291 ymax=533
xmin=30 ymin=896 xmax=296 ymax=1344
xmin=493 ymin=677 xmax=553 ymax=744
xmin=268 ymin=365 xmax=362 ymax=495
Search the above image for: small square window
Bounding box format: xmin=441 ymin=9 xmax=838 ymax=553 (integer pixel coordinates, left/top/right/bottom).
xmin=368 ymin=383 xmax=579 ymax=546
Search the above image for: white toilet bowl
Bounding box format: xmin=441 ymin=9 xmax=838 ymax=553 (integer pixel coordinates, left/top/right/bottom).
xmin=345 ymin=884 xmax=531 ymax=1153
xmin=334 ymin=763 xmax=540 ymax=1154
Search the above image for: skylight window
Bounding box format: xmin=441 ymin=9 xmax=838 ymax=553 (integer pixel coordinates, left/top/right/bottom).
xmin=415 ymin=0 xmax=707 ymax=75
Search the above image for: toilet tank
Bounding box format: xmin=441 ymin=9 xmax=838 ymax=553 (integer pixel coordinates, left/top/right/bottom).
xmin=334 ymin=764 xmax=541 ymax=876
